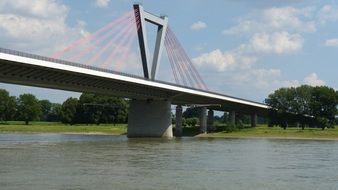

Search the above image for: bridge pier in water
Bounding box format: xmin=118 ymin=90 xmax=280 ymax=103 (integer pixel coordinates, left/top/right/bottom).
xmin=175 ymin=105 xmax=183 ymax=137
xmin=127 ymin=99 xmax=173 ymax=138
xmin=207 ymin=109 xmax=214 ymax=132
xmin=199 ymin=107 xmax=207 ymax=134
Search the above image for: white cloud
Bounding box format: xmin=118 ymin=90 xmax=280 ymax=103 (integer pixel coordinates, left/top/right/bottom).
xmin=95 ymin=0 xmax=110 ymax=8
xmin=223 ymin=6 xmax=316 ymax=35
xmin=324 ymin=38 xmax=338 ymax=47
xmin=318 ymin=5 xmax=338 ymax=24
xmin=193 ymin=31 xmax=303 ymax=72
xmin=0 ymin=0 xmax=68 ymax=19
xmin=193 ymin=49 xmax=236 ymax=72
xmin=190 ymin=21 xmax=207 ymax=31
xmin=248 ymin=32 xmax=303 ymax=54
xmin=303 ymin=73 xmax=325 ymax=86
xmin=0 ymin=0 xmax=88 ymax=55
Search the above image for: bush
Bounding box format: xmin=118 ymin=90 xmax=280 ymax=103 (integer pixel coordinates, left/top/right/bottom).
xmin=185 ymin=117 xmax=198 ymax=127
xmin=316 ymin=117 xmax=334 ymax=130
xmin=215 ymin=122 xmax=237 ymax=133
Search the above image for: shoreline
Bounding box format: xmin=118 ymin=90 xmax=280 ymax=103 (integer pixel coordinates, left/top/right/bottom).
xmin=1 ymin=131 xmax=338 ymax=141
xmin=197 ymin=134 xmax=338 ymax=141
xmin=0 ymin=131 xmax=124 ymax=136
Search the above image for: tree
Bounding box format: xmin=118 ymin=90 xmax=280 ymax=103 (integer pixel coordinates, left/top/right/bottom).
xmin=16 ymin=94 xmax=41 ymax=125
xmin=39 ymin=100 xmax=52 ymax=121
xmin=60 ymin=98 xmax=79 ymax=125
xmin=310 ymin=86 xmax=337 ymax=129
xmin=0 ymin=89 xmax=16 ymax=122
xmin=266 ymin=85 xmax=338 ymax=129
xmin=78 ymin=93 xmax=96 ymax=124
xmin=76 ymin=93 xmax=128 ymax=125
xmin=48 ymin=103 xmax=62 ymax=122
xmin=183 ymin=107 xmax=202 ymax=118
xmin=99 ymin=95 xmax=128 ymax=124
xmin=265 ymin=87 xmax=295 ymax=129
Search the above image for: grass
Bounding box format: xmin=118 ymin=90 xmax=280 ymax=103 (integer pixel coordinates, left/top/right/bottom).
xmin=0 ymin=121 xmax=127 ymax=135
xmin=202 ymin=124 xmax=338 ymax=139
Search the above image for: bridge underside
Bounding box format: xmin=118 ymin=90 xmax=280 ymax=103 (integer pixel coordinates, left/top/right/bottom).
xmin=0 ymin=60 xmax=267 ymax=116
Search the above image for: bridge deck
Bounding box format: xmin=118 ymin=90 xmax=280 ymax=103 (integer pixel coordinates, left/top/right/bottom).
xmin=0 ymin=48 xmax=268 ymax=116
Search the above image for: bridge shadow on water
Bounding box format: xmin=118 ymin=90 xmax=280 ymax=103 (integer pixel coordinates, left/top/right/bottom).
xmin=173 ymin=127 xmax=201 ymax=137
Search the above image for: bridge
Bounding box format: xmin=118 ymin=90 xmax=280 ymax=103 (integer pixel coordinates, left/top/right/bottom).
xmin=0 ymin=4 xmax=268 ymax=138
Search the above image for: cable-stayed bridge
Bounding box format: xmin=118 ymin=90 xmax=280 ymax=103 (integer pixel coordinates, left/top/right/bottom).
xmin=0 ymin=4 xmax=268 ymax=138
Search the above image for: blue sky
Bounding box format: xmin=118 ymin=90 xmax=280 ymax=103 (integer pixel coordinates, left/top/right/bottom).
xmin=0 ymin=0 xmax=337 ymax=103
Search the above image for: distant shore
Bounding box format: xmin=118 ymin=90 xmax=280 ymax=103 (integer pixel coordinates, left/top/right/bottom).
xmin=198 ymin=125 xmax=338 ymax=141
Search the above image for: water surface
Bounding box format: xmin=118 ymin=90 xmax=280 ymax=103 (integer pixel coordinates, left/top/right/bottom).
xmin=0 ymin=134 xmax=337 ymax=190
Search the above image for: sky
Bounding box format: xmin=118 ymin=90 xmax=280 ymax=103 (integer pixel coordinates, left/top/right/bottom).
xmin=0 ymin=0 xmax=337 ymax=103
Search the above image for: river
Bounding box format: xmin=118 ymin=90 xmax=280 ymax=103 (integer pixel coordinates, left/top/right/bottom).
xmin=0 ymin=134 xmax=337 ymax=190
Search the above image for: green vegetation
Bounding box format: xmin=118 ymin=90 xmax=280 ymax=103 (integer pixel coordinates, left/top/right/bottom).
xmin=16 ymin=94 xmax=42 ymax=125
xmin=266 ymin=85 xmax=338 ymax=129
xmin=0 ymin=89 xmax=129 ymax=126
xmin=0 ymin=121 xmax=127 ymax=134
xmin=203 ymin=125 xmax=338 ymax=139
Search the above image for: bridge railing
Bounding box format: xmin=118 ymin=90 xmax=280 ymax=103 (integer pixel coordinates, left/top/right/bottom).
xmin=0 ymin=47 xmax=146 ymax=80
xmin=0 ymin=47 xmax=266 ymax=106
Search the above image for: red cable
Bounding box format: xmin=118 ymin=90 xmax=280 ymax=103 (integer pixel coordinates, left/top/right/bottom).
xmin=168 ymin=27 xmax=208 ymax=90
xmin=164 ymin=34 xmax=179 ymax=84
xmin=70 ymin=16 xmax=135 ymax=62
xmin=167 ymin=29 xmax=195 ymax=88
xmin=165 ymin=30 xmax=187 ymax=86
xmin=168 ymin=27 xmax=201 ymax=89
xmin=114 ymin=19 xmax=141 ymax=71
xmin=52 ymin=11 xmax=133 ymax=59
xmin=102 ymin=20 xmax=137 ymax=69
xmin=86 ymin=19 xmax=135 ymax=66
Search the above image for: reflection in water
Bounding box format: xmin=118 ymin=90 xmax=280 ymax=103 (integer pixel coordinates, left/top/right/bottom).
xmin=0 ymin=134 xmax=338 ymax=190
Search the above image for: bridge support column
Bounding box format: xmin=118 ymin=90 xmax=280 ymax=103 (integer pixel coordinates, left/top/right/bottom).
xmin=127 ymin=99 xmax=173 ymax=138
xmin=251 ymin=113 xmax=257 ymax=128
xmin=175 ymin=105 xmax=183 ymax=137
xmin=207 ymin=109 xmax=214 ymax=132
xmin=200 ymin=107 xmax=207 ymax=134
xmin=229 ymin=111 xmax=236 ymax=125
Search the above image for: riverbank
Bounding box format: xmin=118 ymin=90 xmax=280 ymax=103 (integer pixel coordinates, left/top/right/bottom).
xmin=200 ymin=125 xmax=338 ymax=140
xmin=0 ymin=121 xmax=127 ymax=135
xmin=1 ymin=122 xmax=338 ymax=140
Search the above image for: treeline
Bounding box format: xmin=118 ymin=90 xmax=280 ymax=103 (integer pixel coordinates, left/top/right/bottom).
xmin=60 ymin=93 xmax=128 ymax=125
xmin=265 ymin=85 xmax=338 ymax=129
xmin=0 ymin=89 xmax=128 ymax=125
xmin=175 ymin=107 xmax=266 ymax=132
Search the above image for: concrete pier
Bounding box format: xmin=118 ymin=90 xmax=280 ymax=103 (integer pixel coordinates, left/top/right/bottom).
xmin=207 ymin=109 xmax=214 ymax=132
xmin=127 ymin=99 xmax=173 ymax=138
xmin=229 ymin=111 xmax=236 ymax=125
xmin=200 ymin=107 xmax=207 ymax=134
xmin=251 ymin=113 xmax=257 ymax=127
xmin=175 ymin=105 xmax=183 ymax=137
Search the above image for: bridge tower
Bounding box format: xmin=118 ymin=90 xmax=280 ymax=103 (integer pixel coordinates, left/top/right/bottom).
xmin=133 ymin=4 xmax=168 ymax=81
